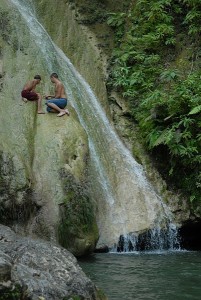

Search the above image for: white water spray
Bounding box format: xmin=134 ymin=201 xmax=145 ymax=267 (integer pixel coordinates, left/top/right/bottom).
xmin=9 ymin=0 xmax=179 ymax=250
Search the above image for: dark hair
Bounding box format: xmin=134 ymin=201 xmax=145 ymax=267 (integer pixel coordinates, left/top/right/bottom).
xmin=34 ymin=75 xmax=41 ymax=80
xmin=50 ymin=73 xmax=58 ymax=78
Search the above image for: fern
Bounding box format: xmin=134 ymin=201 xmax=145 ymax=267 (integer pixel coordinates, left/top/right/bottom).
xmin=107 ymin=0 xmax=201 ymax=202
xmin=189 ymin=105 xmax=201 ymax=115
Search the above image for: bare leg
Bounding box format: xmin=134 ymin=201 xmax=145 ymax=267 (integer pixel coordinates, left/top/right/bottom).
xmin=48 ymin=108 xmax=58 ymax=113
xmin=47 ymin=102 xmax=67 ymax=117
xmin=36 ymin=93 xmax=45 ymax=114
xmin=64 ymin=108 xmax=70 ymax=116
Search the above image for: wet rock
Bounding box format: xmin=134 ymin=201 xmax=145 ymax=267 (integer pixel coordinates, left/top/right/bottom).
xmin=0 ymin=0 xmax=98 ymax=256
xmin=0 ymin=225 xmax=106 ymax=300
xmin=0 ymin=252 xmax=12 ymax=281
xmin=94 ymin=245 xmax=109 ymax=253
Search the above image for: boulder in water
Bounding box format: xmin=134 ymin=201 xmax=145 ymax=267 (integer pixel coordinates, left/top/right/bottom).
xmin=0 ymin=225 xmax=107 ymax=300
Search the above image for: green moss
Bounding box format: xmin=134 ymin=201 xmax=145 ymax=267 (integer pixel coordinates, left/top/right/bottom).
xmin=0 ymin=10 xmax=11 ymax=43
xmin=63 ymin=295 xmax=81 ymax=300
xmin=96 ymin=288 xmax=108 ymax=300
xmin=0 ymin=151 xmax=38 ymax=225
xmin=63 ymin=290 xmax=107 ymax=300
xmin=58 ymin=169 xmax=98 ymax=256
xmin=0 ymin=284 xmax=22 ymax=300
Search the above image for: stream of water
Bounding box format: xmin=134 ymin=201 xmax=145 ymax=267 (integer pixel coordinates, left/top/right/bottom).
xmin=79 ymin=251 xmax=201 ymax=300
xmin=10 ymin=0 xmax=180 ymax=249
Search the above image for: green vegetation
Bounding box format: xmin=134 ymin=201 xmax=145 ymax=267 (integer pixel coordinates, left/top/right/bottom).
xmin=0 ymin=9 xmax=18 ymax=51
xmin=63 ymin=295 xmax=81 ymax=300
xmin=0 ymin=284 xmax=22 ymax=300
xmin=63 ymin=290 xmax=107 ymax=300
xmin=58 ymin=170 xmax=98 ymax=256
xmin=96 ymin=288 xmax=108 ymax=300
xmin=107 ymin=0 xmax=201 ymax=204
xmin=69 ymin=0 xmax=107 ymax=24
xmin=0 ymin=10 xmax=11 ymax=43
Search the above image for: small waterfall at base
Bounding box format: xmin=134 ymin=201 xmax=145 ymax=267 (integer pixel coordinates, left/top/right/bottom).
xmin=111 ymin=223 xmax=181 ymax=253
xmin=9 ymin=0 xmax=180 ymax=251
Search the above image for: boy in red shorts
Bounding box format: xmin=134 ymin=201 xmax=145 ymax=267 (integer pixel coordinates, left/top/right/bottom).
xmin=21 ymin=75 xmax=44 ymax=114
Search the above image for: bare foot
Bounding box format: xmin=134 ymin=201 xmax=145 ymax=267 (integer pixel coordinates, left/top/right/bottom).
xmin=64 ymin=109 xmax=70 ymax=116
xmin=22 ymin=98 xmax=27 ymax=103
xmin=57 ymin=111 xmax=66 ymax=117
xmin=37 ymin=111 xmax=45 ymax=114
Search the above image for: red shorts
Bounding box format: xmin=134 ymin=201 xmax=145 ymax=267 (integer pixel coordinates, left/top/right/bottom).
xmin=21 ymin=90 xmax=38 ymax=101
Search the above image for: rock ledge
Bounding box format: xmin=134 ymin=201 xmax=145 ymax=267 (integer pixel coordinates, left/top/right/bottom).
xmin=0 ymin=225 xmax=106 ymax=300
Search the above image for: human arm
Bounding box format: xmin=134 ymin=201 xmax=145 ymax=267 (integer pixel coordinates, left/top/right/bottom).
xmin=45 ymin=85 xmax=58 ymax=99
xmin=45 ymin=95 xmax=55 ymax=99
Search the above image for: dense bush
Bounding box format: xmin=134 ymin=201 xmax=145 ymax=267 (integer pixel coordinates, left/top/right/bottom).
xmin=107 ymin=0 xmax=201 ymax=203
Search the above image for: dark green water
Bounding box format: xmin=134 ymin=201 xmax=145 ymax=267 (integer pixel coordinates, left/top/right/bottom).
xmin=79 ymin=251 xmax=201 ymax=300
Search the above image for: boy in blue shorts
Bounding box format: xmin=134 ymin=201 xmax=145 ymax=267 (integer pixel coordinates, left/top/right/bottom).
xmin=45 ymin=73 xmax=70 ymax=117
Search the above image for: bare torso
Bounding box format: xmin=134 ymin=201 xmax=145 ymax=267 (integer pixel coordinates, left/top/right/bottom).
xmin=54 ymin=82 xmax=67 ymax=99
xmin=23 ymin=80 xmax=37 ymax=92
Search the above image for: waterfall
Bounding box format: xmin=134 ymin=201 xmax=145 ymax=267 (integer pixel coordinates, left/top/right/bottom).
xmin=9 ymin=0 xmax=180 ymax=251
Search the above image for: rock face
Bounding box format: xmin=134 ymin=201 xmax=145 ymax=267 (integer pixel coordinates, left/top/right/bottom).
xmin=0 ymin=0 xmax=98 ymax=256
xmin=33 ymin=0 xmax=197 ymax=228
xmin=34 ymin=0 xmax=112 ymax=115
xmin=0 ymin=225 xmax=106 ymax=300
xmin=30 ymin=0 xmax=190 ymax=245
xmin=1 ymin=0 xmax=198 ymax=255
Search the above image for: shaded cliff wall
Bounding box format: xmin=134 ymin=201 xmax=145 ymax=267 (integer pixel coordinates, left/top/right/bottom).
xmin=0 ymin=0 xmax=98 ymax=256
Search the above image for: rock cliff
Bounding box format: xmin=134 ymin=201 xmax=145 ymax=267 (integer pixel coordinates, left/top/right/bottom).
xmin=33 ymin=0 xmax=199 ymax=225
xmin=32 ymin=0 xmax=201 ymax=247
xmin=1 ymin=0 xmax=200 ymax=258
xmin=0 ymin=0 xmax=98 ymax=257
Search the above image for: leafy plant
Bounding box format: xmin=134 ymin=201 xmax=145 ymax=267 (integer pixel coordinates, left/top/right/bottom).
xmin=107 ymin=0 xmax=201 ymax=203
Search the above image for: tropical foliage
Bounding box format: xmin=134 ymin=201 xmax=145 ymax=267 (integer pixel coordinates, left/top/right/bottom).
xmin=107 ymin=0 xmax=201 ymax=203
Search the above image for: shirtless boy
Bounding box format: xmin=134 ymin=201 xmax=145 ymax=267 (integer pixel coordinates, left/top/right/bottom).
xmin=45 ymin=73 xmax=70 ymax=117
xmin=21 ymin=75 xmax=44 ymax=114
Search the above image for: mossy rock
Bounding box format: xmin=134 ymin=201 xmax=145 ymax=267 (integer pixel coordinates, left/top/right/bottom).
xmin=58 ymin=170 xmax=99 ymax=257
xmin=0 ymin=284 xmax=22 ymax=300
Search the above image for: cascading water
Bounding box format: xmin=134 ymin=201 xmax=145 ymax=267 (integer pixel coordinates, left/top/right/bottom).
xmin=9 ymin=0 xmax=180 ymax=251
xmin=113 ymin=223 xmax=180 ymax=253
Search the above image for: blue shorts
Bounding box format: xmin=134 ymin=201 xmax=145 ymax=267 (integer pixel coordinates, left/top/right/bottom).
xmin=46 ymin=98 xmax=67 ymax=112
